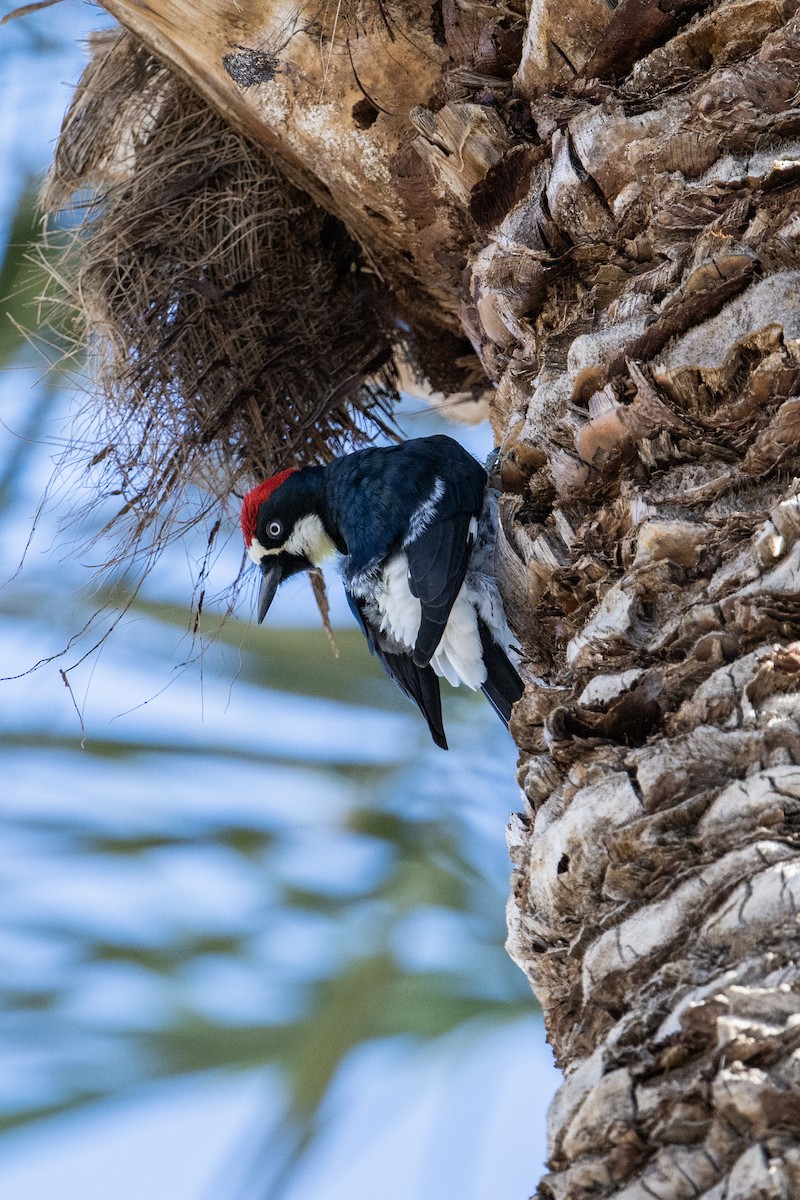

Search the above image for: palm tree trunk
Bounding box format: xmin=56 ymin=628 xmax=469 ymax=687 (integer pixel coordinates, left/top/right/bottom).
xmin=75 ymin=0 xmax=800 ymax=1192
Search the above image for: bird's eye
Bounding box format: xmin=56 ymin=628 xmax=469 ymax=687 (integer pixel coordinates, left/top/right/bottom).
xmin=267 ymin=519 xmax=283 ymax=540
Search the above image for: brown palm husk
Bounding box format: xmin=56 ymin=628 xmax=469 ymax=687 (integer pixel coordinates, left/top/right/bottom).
xmin=39 ymin=30 xmax=399 ymax=588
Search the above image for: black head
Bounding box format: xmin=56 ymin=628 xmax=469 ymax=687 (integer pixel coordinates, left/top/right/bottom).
xmin=241 ymin=467 xmax=333 ymax=622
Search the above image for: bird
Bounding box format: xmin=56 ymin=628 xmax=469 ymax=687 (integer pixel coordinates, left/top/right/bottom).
xmin=240 ymin=434 xmax=523 ymax=749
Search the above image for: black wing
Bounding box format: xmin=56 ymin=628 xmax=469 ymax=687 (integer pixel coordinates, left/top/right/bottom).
xmin=329 ymin=435 xmax=486 ymax=582
xmin=347 ymin=592 xmax=447 ymax=749
xmin=406 ymin=509 xmax=476 ymax=667
xmin=328 ymin=435 xmax=486 ymax=674
xmin=405 ymin=464 xmax=485 ymax=668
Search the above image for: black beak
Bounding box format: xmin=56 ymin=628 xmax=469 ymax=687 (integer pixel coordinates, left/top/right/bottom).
xmin=257 ymin=559 xmax=283 ymax=624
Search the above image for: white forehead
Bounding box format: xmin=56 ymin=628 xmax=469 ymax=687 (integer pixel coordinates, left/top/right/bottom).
xmin=247 ymin=537 xmax=271 ymax=565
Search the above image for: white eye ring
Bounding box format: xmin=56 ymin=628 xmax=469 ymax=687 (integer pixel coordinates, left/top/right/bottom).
xmin=267 ymin=519 xmax=283 ymax=540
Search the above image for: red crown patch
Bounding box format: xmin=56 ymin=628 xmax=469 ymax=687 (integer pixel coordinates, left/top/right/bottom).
xmin=241 ymin=468 xmax=296 ymax=544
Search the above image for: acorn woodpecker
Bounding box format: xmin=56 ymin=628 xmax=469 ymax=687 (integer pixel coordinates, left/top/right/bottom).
xmin=240 ymin=435 xmax=523 ymax=749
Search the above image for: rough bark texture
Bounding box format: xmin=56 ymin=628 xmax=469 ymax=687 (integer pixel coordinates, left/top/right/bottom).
xmin=492 ymin=7 xmax=800 ymax=1195
xmin=79 ymin=0 xmax=800 ymax=1194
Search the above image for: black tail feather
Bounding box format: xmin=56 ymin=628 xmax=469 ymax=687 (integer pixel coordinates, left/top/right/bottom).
xmin=383 ymin=650 xmax=448 ymax=750
xmin=346 ymin=591 xmax=447 ymax=748
xmin=478 ymin=621 xmax=523 ymax=725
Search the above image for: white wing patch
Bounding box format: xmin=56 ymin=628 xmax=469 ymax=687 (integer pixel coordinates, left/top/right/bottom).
xmin=403 ymin=478 xmax=445 ymax=545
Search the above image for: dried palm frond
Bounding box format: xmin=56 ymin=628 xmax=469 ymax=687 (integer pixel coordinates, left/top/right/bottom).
xmin=40 ymin=30 xmax=399 ymax=583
